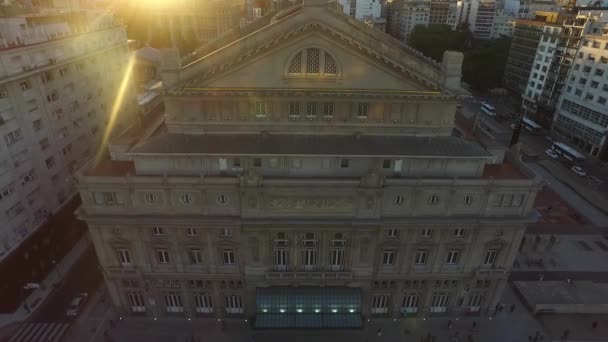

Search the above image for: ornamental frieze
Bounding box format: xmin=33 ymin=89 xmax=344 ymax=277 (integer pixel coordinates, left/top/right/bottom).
xmin=267 ymin=197 xmax=353 ymax=211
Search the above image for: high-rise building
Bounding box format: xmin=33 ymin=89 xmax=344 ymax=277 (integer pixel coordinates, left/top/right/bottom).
xmin=387 ymin=0 xmax=431 ymax=39
xmin=0 ymin=8 xmax=135 ymax=257
xmin=456 ymin=0 xmax=497 ymax=39
xmin=490 ymin=9 xmax=517 ymax=38
xmin=429 ymin=0 xmax=458 ymax=28
xmin=338 ymin=0 xmax=383 ymax=20
xmin=520 ymin=12 xmax=588 ymax=127
xmin=552 ymin=10 xmax=608 ymax=159
xmin=76 ymin=0 xmax=541 ymax=327
xmin=504 ymin=19 xmax=550 ymax=94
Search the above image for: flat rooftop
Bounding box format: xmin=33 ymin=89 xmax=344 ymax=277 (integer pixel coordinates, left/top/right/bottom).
xmin=129 ymin=133 xmax=492 ymax=158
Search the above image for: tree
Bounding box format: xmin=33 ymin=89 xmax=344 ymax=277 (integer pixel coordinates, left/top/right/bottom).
xmin=408 ymin=24 xmax=471 ymax=62
xmin=462 ymin=38 xmax=511 ymax=90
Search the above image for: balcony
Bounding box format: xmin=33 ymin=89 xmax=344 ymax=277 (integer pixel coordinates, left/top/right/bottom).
xmin=473 ymin=266 xmax=507 ymax=277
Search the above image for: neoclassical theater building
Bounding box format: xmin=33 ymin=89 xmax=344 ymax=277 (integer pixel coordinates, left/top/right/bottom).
xmin=77 ymin=0 xmax=542 ymax=328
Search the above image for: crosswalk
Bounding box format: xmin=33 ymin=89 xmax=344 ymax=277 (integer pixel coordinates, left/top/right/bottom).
xmin=8 ymin=322 xmax=71 ymax=342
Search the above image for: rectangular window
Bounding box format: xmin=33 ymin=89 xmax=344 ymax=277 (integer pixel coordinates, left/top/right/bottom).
xmin=430 ymin=293 xmax=449 ymax=313
xmin=40 ymin=71 xmax=53 ymax=83
xmin=371 ymin=295 xmax=390 ymax=314
xmin=414 ymin=249 xmax=428 ymax=265
xmin=357 ymin=103 xmax=369 ymax=118
xmin=453 ymin=228 xmax=465 ymax=238
xmin=189 ymin=249 xmax=202 ymax=264
xmin=164 ymin=293 xmax=183 ymax=313
xmin=387 ymin=228 xmax=399 ymax=238
xmin=223 ymin=249 xmax=235 ymax=265
xmin=382 ymin=249 xmax=396 ymax=265
xmin=157 ymin=249 xmax=170 ymax=264
xmin=186 ymin=227 xmax=198 ymax=236
xmin=45 ymin=156 xmax=55 ymax=169
xmin=289 ymin=101 xmax=300 ymax=117
xmin=117 ymin=248 xmax=131 ymax=266
xmin=46 ymin=91 xmax=58 ymax=103
xmin=4 ymin=129 xmax=23 ymax=146
xmin=306 ymin=102 xmax=317 ymax=117
xmin=225 ymin=295 xmax=243 ymax=314
xmin=484 ymin=249 xmax=498 ymax=265
xmin=274 ymin=246 xmax=289 ymax=271
xmin=340 ymin=159 xmax=350 ymax=168
xmin=128 ymin=291 xmax=146 ymax=312
xmin=194 ymin=293 xmax=213 ymax=313
xmin=152 ymin=226 xmax=164 ymax=236
xmin=421 ymin=229 xmax=433 ymax=238
xmin=20 ymin=80 xmax=32 ymax=91
xmin=382 ymin=159 xmax=391 ymax=169
xmin=255 ymin=101 xmax=267 ymax=117
xmin=446 ymin=250 xmax=460 ymax=264
xmin=401 ymin=294 xmax=420 ymax=313
xmin=323 ymin=102 xmax=334 ymax=117
xmin=595 ymin=69 xmax=604 ymax=77
xmin=220 ymin=228 xmax=232 ymax=237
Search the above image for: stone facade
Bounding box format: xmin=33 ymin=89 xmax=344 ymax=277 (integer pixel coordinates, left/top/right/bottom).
xmin=77 ymin=1 xmax=541 ymax=325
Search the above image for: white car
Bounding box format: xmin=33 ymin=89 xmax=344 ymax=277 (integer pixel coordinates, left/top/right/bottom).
xmin=545 ymin=149 xmax=559 ymax=159
xmin=570 ymin=166 xmax=587 ymax=177
xmin=66 ymin=292 xmax=88 ymax=317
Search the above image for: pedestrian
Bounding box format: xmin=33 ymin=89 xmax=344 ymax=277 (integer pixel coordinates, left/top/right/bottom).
xmin=472 ymin=321 xmax=477 ymax=329
xmin=448 ymin=319 xmax=453 ymax=329
xmin=498 ymin=303 xmax=504 ymax=312
xmin=561 ymin=329 xmax=570 ymax=341
xmin=592 ymin=320 xmax=598 ymax=329
xmin=377 ymin=328 xmax=382 ymax=337
xmin=494 ymin=304 xmax=499 ymax=316
xmin=538 ymin=273 xmax=544 ymax=281
xmin=509 ymin=304 xmax=516 ymax=313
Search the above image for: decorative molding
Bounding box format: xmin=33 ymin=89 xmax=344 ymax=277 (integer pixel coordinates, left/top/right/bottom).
xmin=267 ymin=197 xmax=353 ymax=211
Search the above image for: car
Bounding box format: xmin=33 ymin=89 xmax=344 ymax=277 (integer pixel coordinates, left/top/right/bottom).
xmin=66 ymin=292 xmax=88 ymax=317
xmin=570 ymin=166 xmax=587 ymax=177
xmin=545 ymin=149 xmax=559 ymax=159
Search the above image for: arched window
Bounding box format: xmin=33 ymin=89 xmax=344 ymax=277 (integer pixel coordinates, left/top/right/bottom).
xmin=286 ymin=48 xmax=339 ymax=76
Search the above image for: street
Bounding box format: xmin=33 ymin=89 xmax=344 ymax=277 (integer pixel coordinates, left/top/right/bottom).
xmin=1 ymin=246 xmax=103 ymax=342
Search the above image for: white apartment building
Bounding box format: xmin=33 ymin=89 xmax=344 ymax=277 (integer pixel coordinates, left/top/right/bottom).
xmin=0 ymin=9 xmax=135 ymax=258
xmin=552 ymin=12 xmax=608 ymax=159
xmin=338 ymin=0 xmax=383 ymax=20
xmin=456 ymin=0 xmax=497 ymax=39
xmin=387 ymin=0 xmax=431 ymax=39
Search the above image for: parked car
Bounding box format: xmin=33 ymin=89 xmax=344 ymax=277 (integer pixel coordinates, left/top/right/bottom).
xmin=545 ymin=149 xmax=559 ymax=159
xmin=570 ymin=166 xmax=587 ymax=177
xmin=66 ymin=292 xmax=88 ymax=317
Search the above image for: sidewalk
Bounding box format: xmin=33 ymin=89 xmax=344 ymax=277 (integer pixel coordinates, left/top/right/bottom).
xmin=69 ymin=285 xmax=561 ymax=342
xmin=0 ymin=235 xmax=91 ymax=329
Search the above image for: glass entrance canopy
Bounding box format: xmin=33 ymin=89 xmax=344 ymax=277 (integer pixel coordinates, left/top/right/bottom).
xmin=255 ymin=287 xmax=362 ymax=328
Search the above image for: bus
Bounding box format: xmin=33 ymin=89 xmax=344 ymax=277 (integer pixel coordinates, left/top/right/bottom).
xmin=480 ymin=102 xmax=497 ymax=116
xmin=522 ymin=117 xmax=542 ymax=134
xmin=551 ymin=142 xmax=586 ymax=162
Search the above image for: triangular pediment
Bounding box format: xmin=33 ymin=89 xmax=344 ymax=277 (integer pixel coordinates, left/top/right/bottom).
xmin=170 ymin=6 xmax=448 ymax=94
xmin=185 ymin=30 xmax=435 ymax=92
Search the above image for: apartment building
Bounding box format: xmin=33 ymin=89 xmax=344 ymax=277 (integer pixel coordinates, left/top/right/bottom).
xmin=387 ymin=0 xmax=431 ymax=39
xmin=520 ymin=13 xmax=589 ymax=127
xmin=76 ymin=1 xmax=541 ymax=327
xmin=0 ymin=9 xmax=135 ymax=258
xmin=491 ymin=9 xmax=517 ymax=38
xmin=504 ymin=19 xmax=549 ymax=94
xmin=552 ymin=11 xmax=608 ymax=159
xmin=429 ymin=0 xmax=458 ymax=27
xmin=338 ymin=0 xmax=383 ymax=20
xmin=456 ymin=0 xmax=497 ymax=39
